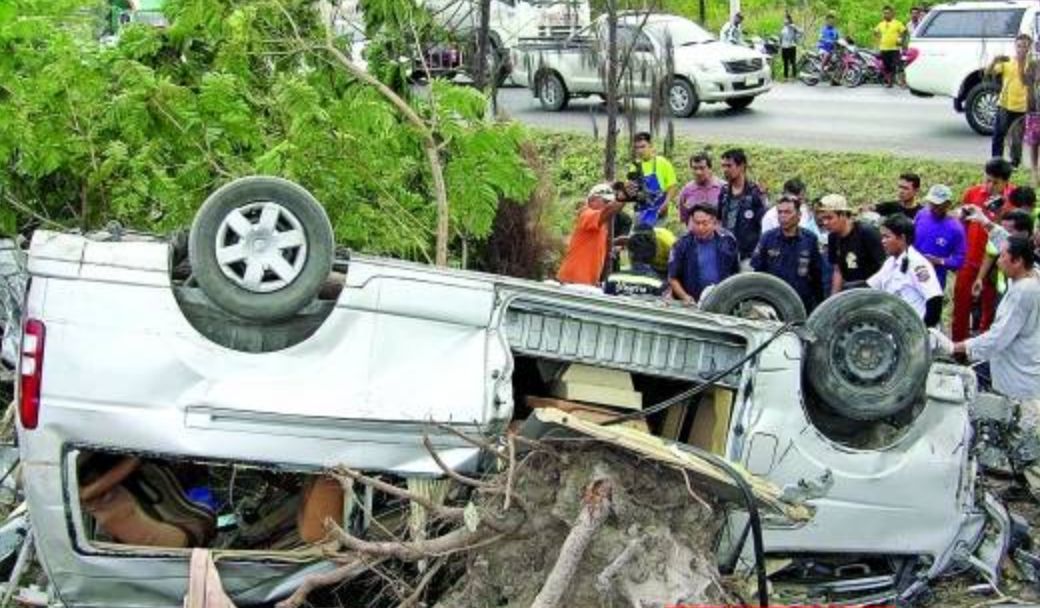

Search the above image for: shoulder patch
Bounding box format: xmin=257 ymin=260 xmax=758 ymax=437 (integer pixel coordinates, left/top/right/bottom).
xmin=914 ymin=265 xmax=931 ymax=283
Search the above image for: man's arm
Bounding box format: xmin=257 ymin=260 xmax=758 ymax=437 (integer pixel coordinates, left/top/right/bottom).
xmin=598 ymin=200 xmax=626 ymax=225
xmin=832 ymin=271 xmax=844 ymax=294
xmin=669 ymin=278 xmax=694 ymax=303
xmin=956 ymin=289 xmax=1031 ymax=359
xmin=973 ymin=254 xmax=996 ymax=298
xmin=810 ymin=239 xmax=825 ymax=305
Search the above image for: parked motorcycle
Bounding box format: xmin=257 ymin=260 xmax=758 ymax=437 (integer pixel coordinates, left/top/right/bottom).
xmin=797 ymin=39 xmax=862 ymax=87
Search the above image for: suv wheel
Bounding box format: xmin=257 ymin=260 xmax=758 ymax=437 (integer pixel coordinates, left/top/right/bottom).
xmin=805 ymin=289 xmax=930 ymax=421
xmin=965 ymin=81 xmax=999 ymax=136
xmin=188 ymin=176 xmax=334 ymax=322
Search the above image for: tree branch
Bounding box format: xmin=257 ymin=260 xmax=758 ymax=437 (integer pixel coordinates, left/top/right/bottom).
xmin=274 ymin=555 xmax=387 ymax=608
xmin=329 ymin=520 xmax=492 ymax=561
xmin=329 ymin=466 xmax=465 ymax=521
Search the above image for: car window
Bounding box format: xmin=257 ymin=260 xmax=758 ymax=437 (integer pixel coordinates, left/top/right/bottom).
xmin=918 ymin=8 xmax=1025 ymax=38
xmin=616 ymin=26 xmax=654 ymax=52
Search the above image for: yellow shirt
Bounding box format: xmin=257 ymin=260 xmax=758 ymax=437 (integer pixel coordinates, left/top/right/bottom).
xmin=874 ymin=19 xmax=906 ymax=51
xmin=995 ymin=59 xmax=1029 ymax=112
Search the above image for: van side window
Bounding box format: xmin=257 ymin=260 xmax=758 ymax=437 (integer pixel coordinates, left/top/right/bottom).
xmin=918 ymin=8 xmax=1025 ymax=38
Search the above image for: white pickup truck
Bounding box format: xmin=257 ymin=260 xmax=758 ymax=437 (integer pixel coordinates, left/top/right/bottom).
xmin=510 ymin=13 xmax=772 ymax=116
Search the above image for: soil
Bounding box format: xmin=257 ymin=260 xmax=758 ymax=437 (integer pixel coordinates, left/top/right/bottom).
xmin=434 ymin=444 xmax=732 ymax=608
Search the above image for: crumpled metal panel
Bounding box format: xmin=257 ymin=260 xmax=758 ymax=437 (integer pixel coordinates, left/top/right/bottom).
xmin=503 ymin=300 xmax=746 ymax=386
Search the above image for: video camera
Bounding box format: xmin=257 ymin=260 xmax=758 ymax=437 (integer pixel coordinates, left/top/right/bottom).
xmin=622 ymin=166 xmax=652 ymax=207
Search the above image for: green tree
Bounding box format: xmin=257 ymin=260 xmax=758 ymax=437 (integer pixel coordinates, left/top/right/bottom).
xmin=0 ymin=0 xmax=535 ymax=265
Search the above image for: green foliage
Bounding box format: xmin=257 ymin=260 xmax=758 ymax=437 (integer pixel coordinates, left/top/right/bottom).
xmin=0 ymin=0 xmax=535 ymax=263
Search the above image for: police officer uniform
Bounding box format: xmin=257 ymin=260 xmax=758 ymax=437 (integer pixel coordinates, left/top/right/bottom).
xmin=750 ymin=226 xmax=824 ymax=312
xmin=866 ymin=246 xmax=943 ymax=320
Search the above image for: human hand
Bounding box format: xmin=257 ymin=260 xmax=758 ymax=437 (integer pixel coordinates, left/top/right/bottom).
xmin=928 ymin=328 xmax=954 ymax=356
xmin=924 ymin=254 xmax=943 ymax=267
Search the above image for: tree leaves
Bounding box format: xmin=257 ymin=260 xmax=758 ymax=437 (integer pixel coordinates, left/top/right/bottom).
xmin=0 ymin=0 xmax=535 ymax=266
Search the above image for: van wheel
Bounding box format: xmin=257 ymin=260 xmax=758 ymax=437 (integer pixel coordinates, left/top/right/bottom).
xmin=805 ymin=289 xmax=930 ymax=421
xmin=699 ymin=273 xmax=806 ymax=322
xmin=668 ymin=78 xmax=699 ymax=117
xmin=188 ymin=176 xmax=334 ymax=322
xmin=538 ymin=73 xmax=569 ymax=111
xmin=966 ymin=81 xmax=999 ymax=136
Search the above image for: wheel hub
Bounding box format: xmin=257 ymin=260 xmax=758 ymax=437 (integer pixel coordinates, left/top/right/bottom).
xmin=833 ymin=321 xmax=898 ymax=386
xmin=214 ymin=201 xmax=308 ymax=294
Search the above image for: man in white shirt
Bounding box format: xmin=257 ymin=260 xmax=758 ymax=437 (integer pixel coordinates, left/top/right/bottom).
xmin=720 ymin=12 xmax=745 ymax=45
xmin=867 ymin=213 xmax=944 ymax=327
xmin=760 ymin=178 xmax=820 ymax=237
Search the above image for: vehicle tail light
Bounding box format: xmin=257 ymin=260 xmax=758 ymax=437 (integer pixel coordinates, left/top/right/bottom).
xmin=904 ymin=47 xmax=920 ymax=65
xmin=19 ymin=319 xmax=45 ymax=430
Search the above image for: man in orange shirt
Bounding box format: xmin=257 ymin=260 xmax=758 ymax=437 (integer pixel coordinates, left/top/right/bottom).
xmin=952 ymin=158 xmax=1014 ymax=342
xmin=557 ymin=183 xmax=627 ymax=285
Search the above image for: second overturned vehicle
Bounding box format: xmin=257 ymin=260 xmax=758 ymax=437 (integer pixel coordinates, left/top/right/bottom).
xmin=10 ymin=176 xmax=1021 ymax=606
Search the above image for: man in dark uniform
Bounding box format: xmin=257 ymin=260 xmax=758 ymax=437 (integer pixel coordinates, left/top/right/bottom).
xmin=604 ymin=229 xmax=667 ymax=297
xmin=717 ymin=148 xmax=767 ymax=266
xmin=751 ymin=195 xmax=825 ymax=312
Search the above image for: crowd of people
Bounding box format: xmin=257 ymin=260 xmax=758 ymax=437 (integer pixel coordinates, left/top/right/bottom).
xmin=555 ymin=134 xmax=1040 ymax=444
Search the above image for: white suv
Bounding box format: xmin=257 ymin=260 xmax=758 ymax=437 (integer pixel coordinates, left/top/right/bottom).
xmin=906 ymin=0 xmax=1038 ymax=135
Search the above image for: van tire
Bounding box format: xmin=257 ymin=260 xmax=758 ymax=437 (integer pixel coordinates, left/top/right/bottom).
xmin=699 ymin=273 xmax=806 ymax=322
xmin=805 ymin=289 xmax=930 ymax=421
xmin=189 ymin=176 xmax=334 ymax=322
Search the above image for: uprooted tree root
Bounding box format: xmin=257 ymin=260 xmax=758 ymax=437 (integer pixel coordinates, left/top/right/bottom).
xmin=281 ymin=439 xmax=734 ymax=608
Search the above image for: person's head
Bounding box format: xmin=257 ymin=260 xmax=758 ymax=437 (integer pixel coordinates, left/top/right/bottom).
xmin=633 ymin=132 xmax=654 ymax=161
xmin=882 ymin=5 xmax=894 ymax=20
xmin=924 ymin=183 xmax=953 ymax=217
xmin=776 ymin=196 xmax=802 ymax=232
xmin=826 ymin=12 xmax=835 ymax=25
xmin=688 ymin=204 xmax=718 ymax=239
xmin=720 ymin=148 xmax=747 ymax=182
xmin=784 ymin=13 xmax=793 ymax=24
xmin=898 ymin=173 xmax=921 ymax=204
xmin=1016 ymin=33 xmax=1032 ymax=58
xmin=910 ymin=6 xmax=921 ymax=19
xmin=817 ymin=194 xmax=853 ymax=234
xmin=586 ymin=182 xmax=616 ymax=210
xmin=984 ymin=157 xmax=1013 ymax=194
xmin=1009 ymin=185 xmax=1036 ymax=210
xmin=689 ymin=152 xmax=713 ymax=184
xmin=1001 ymin=209 xmax=1035 ymax=237
xmin=734 ymin=11 xmax=743 ymax=23
xmin=627 ymin=229 xmax=657 ymax=266
xmin=998 ymin=235 xmax=1036 ymax=279
xmin=880 ymin=214 xmax=914 ymax=257
xmin=783 ymin=177 xmax=807 ymax=202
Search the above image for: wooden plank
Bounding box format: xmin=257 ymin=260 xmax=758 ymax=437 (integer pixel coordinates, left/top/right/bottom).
xmin=527 ymin=397 xmax=649 ymax=434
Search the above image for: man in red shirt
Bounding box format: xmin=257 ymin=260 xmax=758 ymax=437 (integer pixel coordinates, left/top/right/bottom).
xmin=557 ymin=183 xmax=627 ymax=285
xmin=952 ymin=158 xmax=1014 ymax=342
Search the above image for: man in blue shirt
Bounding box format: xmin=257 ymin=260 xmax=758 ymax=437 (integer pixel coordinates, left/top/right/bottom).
xmin=668 ymin=204 xmax=740 ymax=303
xmin=913 ymin=184 xmax=966 ymax=288
xmin=818 ymin=12 xmax=840 ymax=52
xmin=751 ymin=195 xmax=825 ymax=312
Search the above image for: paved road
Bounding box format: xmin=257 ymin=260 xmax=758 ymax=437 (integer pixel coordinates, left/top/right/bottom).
xmin=497 ymin=82 xmax=988 ymax=163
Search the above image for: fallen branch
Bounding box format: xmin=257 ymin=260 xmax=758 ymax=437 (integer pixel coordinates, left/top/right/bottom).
xmin=530 ymin=477 xmax=613 ymax=608
xmin=397 ymin=557 xmax=446 ymax=608
xmin=504 ymin=432 xmax=516 ymax=511
xmin=329 ymin=521 xmax=491 ymax=561
xmin=422 ymin=434 xmax=494 ymax=489
xmin=274 ymin=555 xmax=387 ymax=608
xmin=595 ymin=536 xmax=643 ymax=597
xmin=330 ymin=466 xmax=464 ymax=521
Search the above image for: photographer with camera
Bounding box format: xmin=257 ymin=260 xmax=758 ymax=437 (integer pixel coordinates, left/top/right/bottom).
xmin=556 ymin=183 xmax=629 ymax=286
xmin=631 ymin=132 xmax=678 ymax=227
xmin=952 ymin=158 xmax=1015 ymax=343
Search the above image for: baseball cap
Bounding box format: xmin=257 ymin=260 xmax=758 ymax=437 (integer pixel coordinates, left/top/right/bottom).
xmin=587 ymin=182 xmax=616 ymax=202
xmin=818 ymin=193 xmax=850 ymax=212
xmin=924 ymin=184 xmax=953 ymax=206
